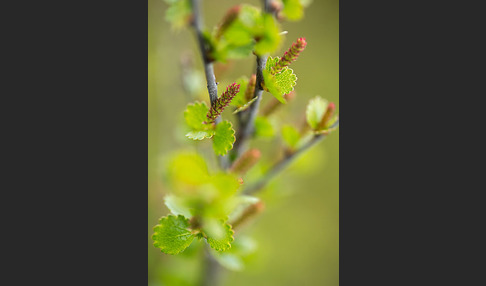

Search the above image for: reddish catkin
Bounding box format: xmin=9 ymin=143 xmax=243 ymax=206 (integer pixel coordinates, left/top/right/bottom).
xmin=215 ymin=5 xmax=241 ymax=39
xmin=206 ymin=83 xmax=240 ymax=123
xmin=230 ymin=148 xmax=261 ymax=175
xmin=245 ymin=74 xmax=257 ymax=101
xmin=231 ymin=201 xmax=265 ymax=230
xmin=317 ymin=102 xmax=336 ymax=130
xmin=271 ymin=37 xmax=307 ymax=74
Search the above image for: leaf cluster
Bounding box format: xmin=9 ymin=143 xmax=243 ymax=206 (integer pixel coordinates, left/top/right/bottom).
xmin=153 ymin=152 xmax=261 ymax=256
xmin=206 ymin=4 xmax=282 ymax=62
xmin=184 ymin=101 xmax=235 ymax=155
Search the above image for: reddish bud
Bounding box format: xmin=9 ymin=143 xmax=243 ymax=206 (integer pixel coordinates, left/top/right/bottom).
xmin=230 ymin=148 xmax=261 ymax=175
xmin=216 ymin=5 xmax=241 ymax=39
xmin=272 ymin=38 xmax=307 ymax=74
xmin=245 ymin=74 xmax=257 ymax=101
xmin=318 ymin=102 xmax=336 ymax=130
xmin=231 ymin=201 xmax=265 ymax=230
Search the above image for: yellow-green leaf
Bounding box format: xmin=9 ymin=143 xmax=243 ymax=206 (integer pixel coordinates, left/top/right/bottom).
xmin=165 ymin=0 xmax=192 ymax=30
xmin=152 ymin=215 xmax=194 ymax=255
xmin=254 ymin=14 xmax=282 ymax=55
xmin=184 ymin=101 xmax=210 ymax=131
xmin=306 ymin=96 xmax=328 ymax=130
xmin=185 ymin=130 xmax=215 ymax=140
xmin=232 ymin=96 xmax=258 ymax=114
xmin=164 ymin=195 xmax=192 ymax=218
xmin=206 ymin=221 xmax=234 ymax=252
xmin=168 ymin=152 xmax=209 ymax=186
xmin=231 ymin=77 xmax=249 ymax=107
xmin=282 ymin=0 xmax=304 ymax=21
xmin=254 ymin=116 xmax=275 ymax=138
xmin=263 ymin=56 xmax=297 ymax=103
xmin=281 ymin=125 xmax=301 ymax=149
xmin=213 ymin=120 xmax=236 ymax=155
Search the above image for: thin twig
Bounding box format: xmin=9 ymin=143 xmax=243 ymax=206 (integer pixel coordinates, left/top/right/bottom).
xmin=190 ymin=1 xmax=230 ymax=285
xmin=243 ymin=134 xmax=326 ymax=195
xmin=232 ymin=0 xmax=272 ymax=159
xmin=191 ymin=0 xmax=229 ymax=169
xmin=233 ymin=55 xmax=266 ymax=158
xmin=200 ymin=245 xmax=222 ymax=286
xmin=191 ymin=0 xmax=217 ymax=105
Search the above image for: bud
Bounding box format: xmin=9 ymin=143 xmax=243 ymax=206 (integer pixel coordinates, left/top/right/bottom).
xmin=231 ymin=201 xmax=265 ymax=230
xmin=206 ymin=83 xmax=240 ymax=123
xmin=230 ymin=148 xmax=261 ymax=175
xmin=245 ymin=74 xmax=257 ymax=102
xmin=317 ymin=102 xmax=336 ymax=130
xmin=271 ymin=38 xmax=307 ymax=74
xmin=215 ymin=5 xmax=241 ymax=39
xmin=270 ymin=0 xmax=283 ymax=14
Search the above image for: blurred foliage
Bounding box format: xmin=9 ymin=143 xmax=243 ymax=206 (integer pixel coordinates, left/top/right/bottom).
xmin=149 ymin=0 xmax=339 ymax=285
xmin=207 ymin=4 xmax=282 ymax=61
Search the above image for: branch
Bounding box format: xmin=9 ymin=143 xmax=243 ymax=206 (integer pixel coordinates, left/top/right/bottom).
xmin=200 ymin=245 xmax=222 ymax=286
xmin=232 ymin=0 xmax=273 ymax=159
xmin=243 ymin=134 xmax=326 ymax=195
xmin=191 ymin=0 xmax=217 ymax=105
xmin=232 ymin=55 xmax=266 ymax=158
xmin=191 ymin=0 xmax=230 ymax=169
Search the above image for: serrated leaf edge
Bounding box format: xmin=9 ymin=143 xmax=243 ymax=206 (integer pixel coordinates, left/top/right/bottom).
xmin=206 ymin=223 xmax=235 ymax=252
xmin=185 ymin=130 xmax=215 ymax=140
xmin=152 ymin=215 xmax=195 ymax=255
xmin=184 ymin=101 xmax=212 ymax=131
xmin=213 ymin=120 xmax=236 ymax=156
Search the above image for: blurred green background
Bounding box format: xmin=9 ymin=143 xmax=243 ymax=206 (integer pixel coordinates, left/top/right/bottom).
xmin=149 ymin=0 xmax=338 ymax=285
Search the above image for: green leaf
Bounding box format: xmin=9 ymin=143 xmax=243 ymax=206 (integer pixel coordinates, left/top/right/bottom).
xmin=212 ymin=38 xmax=255 ymax=62
xmin=164 ymin=195 xmax=192 ymax=218
xmin=185 ymin=130 xmax=215 ymax=140
xmin=282 ymin=0 xmax=304 ymax=21
xmin=300 ymin=0 xmax=313 ymax=6
xmin=214 ymin=253 xmax=244 ymax=271
xmin=281 ymin=125 xmax=301 ymax=149
xmin=223 ymin=20 xmax=254 ymax=46
xmin=165 ymin=0 xmax=192 ymax=30
xmin=254 ymin=14 xmax=282 ymax=55
xmin=210 ymin=172 xmax=241 ymax=197
xmin=225 ymin=42 xmax=255 ymax=59
xmin=184 ymin=101 xmax=210 ymax=131
xmin=231 ymin=76 xmax=258 ymax=113
xmin=168 ymin=152 xmax=209 ymax=186
xmin=232 ymin=96 xmax=258 ymax=114
xmin=206 ymin=221 xmax=234 ymax=252
xmin=238 ymin=5 xmax=261 ymax=28
xmin=210 ymin=235 xmax=257 ymax=271
xmin=212 ymin=5 xmax=281 ymax=61
xmin=306 ymin=96 xmax=329 ymax=130
xmin=152 ymin=215 xmax=195 ymax=255
xmin=263 ymin=57 xmax=297 ymax=103
xmin=211 ymin=5 xmax=261 ymax=62
xmin=254 ymin=116 xmax=275 ymax=138
xmin=213 ymin=120 xmax=235 ymax=155
xmin=231 ymin=77 xmax=249 ymax=107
